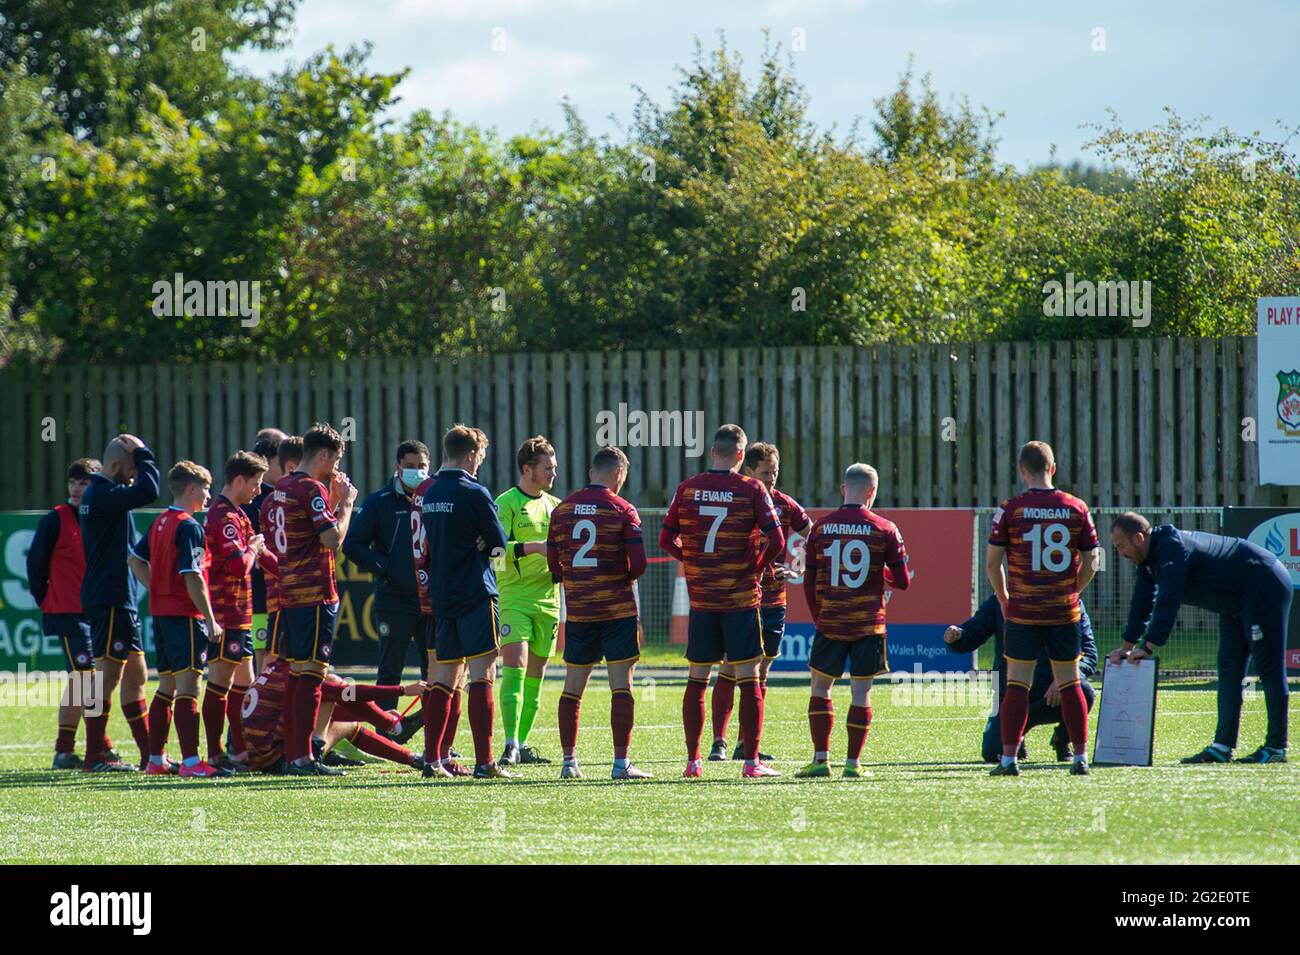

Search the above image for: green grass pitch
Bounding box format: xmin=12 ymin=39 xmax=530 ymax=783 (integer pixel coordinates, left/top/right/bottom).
xmin=1 ymin=676 xmax=1297 ymax=864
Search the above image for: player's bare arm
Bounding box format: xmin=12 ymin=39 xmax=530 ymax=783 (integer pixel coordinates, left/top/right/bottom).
xmin=1077 ymin=546 xmax=1101 ymax=591
xmin=985 ymin=543 xmax=1009 ymax=608
xmin=127 ymin=553 xmax=150 ymax=590
xmin=184 ymin=573 xmax=223 ymax=642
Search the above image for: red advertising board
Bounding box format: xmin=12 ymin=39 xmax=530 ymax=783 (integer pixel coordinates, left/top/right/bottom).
xmin=774 ymin=508 xmax=977 ymax=673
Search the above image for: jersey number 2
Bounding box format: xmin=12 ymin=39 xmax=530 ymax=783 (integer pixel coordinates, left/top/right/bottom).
xmin=572 ymin=519 xmax=598 ymax=567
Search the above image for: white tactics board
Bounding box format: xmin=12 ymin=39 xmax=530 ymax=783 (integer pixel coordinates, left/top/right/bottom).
xmin=1092 ymin=658 xmax=1158 ymax=767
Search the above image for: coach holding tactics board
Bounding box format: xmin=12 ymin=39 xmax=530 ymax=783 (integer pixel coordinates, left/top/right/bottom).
xmin=1108 ymin=512 xmax=1291 ymax=765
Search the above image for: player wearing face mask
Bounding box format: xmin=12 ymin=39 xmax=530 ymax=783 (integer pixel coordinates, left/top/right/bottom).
xmin=343 ymin=439 xmax=432 ymax=712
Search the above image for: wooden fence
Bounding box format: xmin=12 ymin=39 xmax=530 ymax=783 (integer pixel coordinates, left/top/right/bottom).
xmin=2 ymin=337 xmax=1286 ymax=511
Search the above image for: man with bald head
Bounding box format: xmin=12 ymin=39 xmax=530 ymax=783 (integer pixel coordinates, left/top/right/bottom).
xmin=79 ymin=433 xmax=161 ymax=771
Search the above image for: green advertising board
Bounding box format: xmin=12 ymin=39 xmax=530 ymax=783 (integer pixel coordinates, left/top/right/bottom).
xmin=0 ymin=510 xmax=386 ymax=672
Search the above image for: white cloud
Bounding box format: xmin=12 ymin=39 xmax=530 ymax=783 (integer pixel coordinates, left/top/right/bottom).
xmin=399 ymin=43 xmax=596 ymax=112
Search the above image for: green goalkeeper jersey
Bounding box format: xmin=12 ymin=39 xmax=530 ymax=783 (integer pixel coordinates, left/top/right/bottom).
xmin=494 ymin=485 xmax=561 ymax=613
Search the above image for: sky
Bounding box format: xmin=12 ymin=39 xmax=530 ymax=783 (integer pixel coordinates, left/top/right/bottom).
xmin=235 ymin=0 xmax=1300 ymax=169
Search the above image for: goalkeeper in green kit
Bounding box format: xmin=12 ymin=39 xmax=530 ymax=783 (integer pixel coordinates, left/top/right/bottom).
xmin=496 ymin=437 xmax=561 ymax=766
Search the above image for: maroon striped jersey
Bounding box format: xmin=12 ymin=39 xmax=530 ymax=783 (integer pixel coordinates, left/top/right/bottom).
xmin=265 ymin=472 xmax=338 ymax=609
xmin=204 ymin=494 xmax=255 ymax=629
xmin=664 ymin=469 xmax=779 ymax=612
xmin=258 ymin=492 xmax=281 ymax=615
xmin=242 ymin=657 xmax=289 ymax=770
xmin=759 ymin=487 xmax=811 ymax=608
xmin=804 ymin=505 xmax=908 ymax=640
xmin=410 ymin=474 xmax=435 ymax=617
xmin=548 ymin=484 xmax=642 ymax=622
xmin=988 ymin=487 xmax=1098 ymax=626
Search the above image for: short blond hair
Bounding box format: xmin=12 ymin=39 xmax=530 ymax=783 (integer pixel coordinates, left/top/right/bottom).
xmin=168 ymin=460 xmax=212 ymax=497
xmin=844 ymin=463 xmax=878 ymax=492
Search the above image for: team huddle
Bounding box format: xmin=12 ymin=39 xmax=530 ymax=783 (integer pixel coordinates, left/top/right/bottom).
xmin=29 ymin=414 xmax=1126 ymax=782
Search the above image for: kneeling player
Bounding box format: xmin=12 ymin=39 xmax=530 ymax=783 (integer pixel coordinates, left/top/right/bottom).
xmin=241 ymin=658 xmax=426 ymax=772
xmin=797 ymin=464 xmax=910 ymax=779
xmin=548 ymin=446 xmax=651 ymax=779
xmin=129 ymin=462 xmax=229 ymax=778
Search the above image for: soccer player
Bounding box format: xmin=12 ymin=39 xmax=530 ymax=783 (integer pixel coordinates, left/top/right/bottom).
xmin=247 ymin=429 xmax=286 ymax=671
xmin=202 ymin=451 xmax=270 ymax=771
xmin=796 ymin=464 xmax=911 ymax=778
xmin=242 ymin=659 xmax=427 ymax=772
xmin=267 ymin=423 xmax=358 ymax=777
xmin=944 ymin=595 xmax=1098 ymax=763
xmin=343 ymin=439 xmax=431 ymax=711
xmin=547 ymin=446 xmax=651 ymax=780
xmin=660 ymin=423 xmax=785 ymax=778
xmin=405 ymin=468 xmax=465 ymax=769
xmin=79 ymin=433 xmax=160 ymax=772
xmin=27 ymin=458 xmax=102 ymax=769
xmin=419 ymin=424 xmax=511 ymax=780
xmin=495 ymin=436 xmax=561 ymax=766
xmin=987 ymin=440 xmax=1100 ymax=777
xmin=710 ymin=441 xmax=811 ymax=762
xmin=260 ymin=436 xmax=302 ymax=664
xmin=128 ymin=461 xmax=229 ymax=778
xmin=1109 ymin=512 xmax=1291 ymax=764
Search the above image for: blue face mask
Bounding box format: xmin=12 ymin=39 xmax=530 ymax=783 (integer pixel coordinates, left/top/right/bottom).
xmin=400 ymin=468 xmax=428 ymax=491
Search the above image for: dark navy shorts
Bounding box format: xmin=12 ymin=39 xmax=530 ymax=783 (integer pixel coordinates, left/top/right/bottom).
xmin=1005 ymin=620 xmax=1082 ymax=664
xmin=564 ymin=616 xmax=639 ymax=667
xmin=89 ymin=606 xmax=144 ymax=664
xmin=809 ymin=633 xmax=887 ymax=680
xmin=686 ymin=607 xmax=762 ymax=665
xmin=760 ymin=605 xmax=787 ymax=659
xmin=154 ymin=616 xmax=210 ymax=674
xmin=266 ymin=610 xmax=284 ymax=657
xmin=210 ymin=628 xmax=254 ymax=664
xmin=434 ymin=598 xmax=499 ymax=663
xmin=282 ymin=602 xmax=340 ymax=667
xmin=45 ymin=613 xmax=93 ymax=672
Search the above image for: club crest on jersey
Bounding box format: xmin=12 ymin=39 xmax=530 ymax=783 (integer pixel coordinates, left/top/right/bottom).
xmin=378 ymin=622 xmax=390 ymax=636
xmin=199 ymin=649 xmax=208 ymax=663
xmin=112 ymin=641 xmax=124 ymax=653
xmin=321 ymin=644 xmax=332 ymax=658
xmin=228 ymin=640 xmax=241 ymax=654
xmin=223 ymin=523 xmax=238 ymax=540
xmin=76 ymin=653 xmax=90 ymax=665
xmin=1276 ymin=370 xmax=1300 ymax=435
xmin=312 ymin=496 xmax=327 ymax=512
xmin=501 ymin=623 xmax=512 ymax=636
